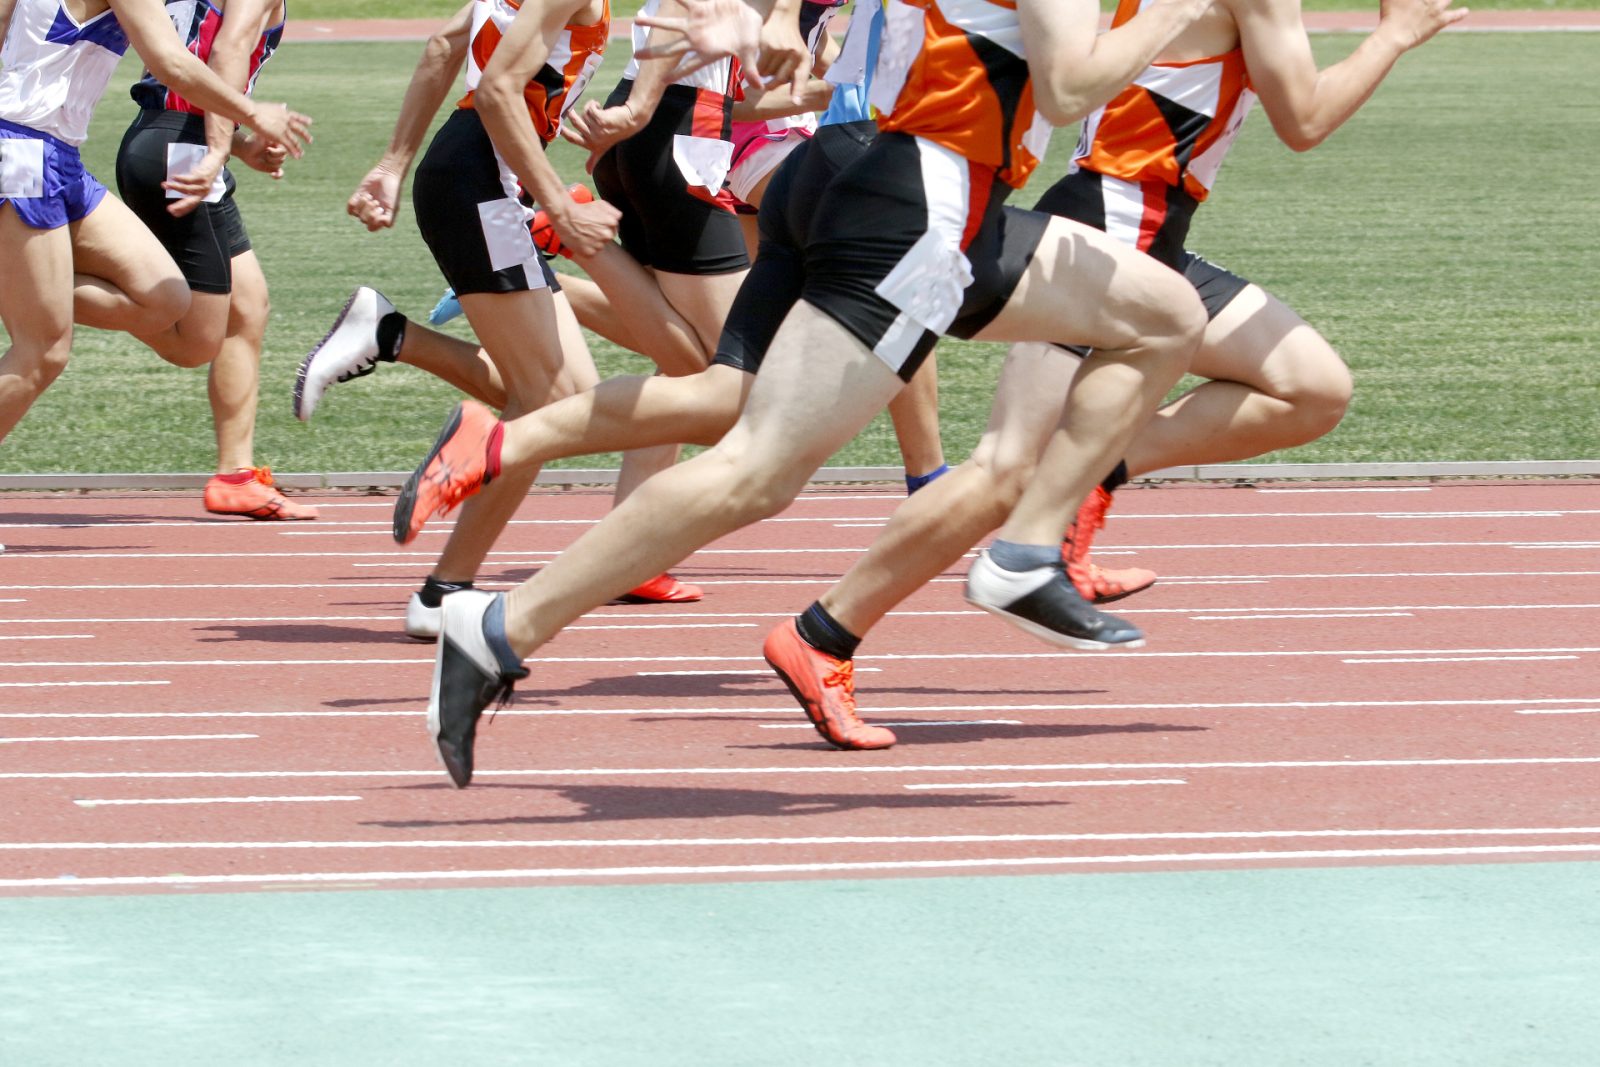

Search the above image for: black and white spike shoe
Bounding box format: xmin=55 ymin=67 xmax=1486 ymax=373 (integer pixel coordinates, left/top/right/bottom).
xmin=428 ymin=591 xmax=527 ymax=788
xmin=293 ymin=286 xmax=397 ymax=421
xmin=964 ymin=549 xmax=1146 ymax=651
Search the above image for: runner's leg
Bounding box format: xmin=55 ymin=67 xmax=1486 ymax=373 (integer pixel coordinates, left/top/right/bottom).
xmin=0 ymin=206 xmax=75 ymax=443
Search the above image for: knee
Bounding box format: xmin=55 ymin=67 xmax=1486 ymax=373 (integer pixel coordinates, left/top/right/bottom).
xmin=7 ymin=333 xmax=74 ymax=392
xmin=1276 ymin=343 xmax=1354 ymax=442
xmin=149 ymin=276 xmax=193 ymax=328
xmin=967 ymin=444 xmax=1036 ymax=521
xmin=229 ymin=290 xmax=270 ymax=341
xmin=713 ymin=448 xmax=808 ymax=526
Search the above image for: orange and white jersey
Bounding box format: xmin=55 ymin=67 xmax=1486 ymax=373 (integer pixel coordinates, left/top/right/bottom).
xmin=624 ymin=0 xmax=740 ymax=97
xmin=868 ymin=0 xmax=1051 ymax=190
xmin=1070 ymin=0 xmax=1256 ymax=201
xmin=458 ymin=0 xmax=609 ymax=146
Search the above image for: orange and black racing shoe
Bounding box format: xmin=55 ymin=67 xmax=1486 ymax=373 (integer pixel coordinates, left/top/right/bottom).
xmin=529 ymin=183 xmax=594 ymax=260
xmin=613 ymin=572 xmax=704 ymax=604
xmin=204 ymin=467 xmax=318 ymax=520
xmin=1064 ymin=486 xmax=1157 ymax=605
xmin=393 ymin=401 xmax=502 ymax=545
xmin=763 ymin=618 xmax=896 ymax=750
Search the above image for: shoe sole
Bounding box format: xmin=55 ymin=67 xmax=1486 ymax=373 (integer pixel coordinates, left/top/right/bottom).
xmin=293 ymin=288 xmax=364 ymax=422
xmin=1092 ymin=579 xmax=1156 ymax=606
xmin=393 ymin=404 xmax=464 ymax=545
xmin=965 ymin=595 xmax=1145 ymax=652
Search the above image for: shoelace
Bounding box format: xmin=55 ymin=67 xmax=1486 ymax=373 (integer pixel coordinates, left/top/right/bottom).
xmin=248 ymin=466 xmax=277 ymax=488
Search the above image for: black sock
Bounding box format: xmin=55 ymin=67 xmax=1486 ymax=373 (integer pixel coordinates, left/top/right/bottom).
xmin=375 ymin=312 xmax=407 ymax=363
xmin=795 ymin=601 xmax=861 ymax=661
xmin=1100 ymin=460 xmax=1129 ymax=495
xmin=418 ymin=575 xmax=473 ymax=609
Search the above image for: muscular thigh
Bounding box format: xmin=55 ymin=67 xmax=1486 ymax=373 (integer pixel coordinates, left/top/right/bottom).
xmin=67 ymin=193 xmax=184 ymax=301
xmin=1189 ymin=283 xmax=1347 ymax=396
xmin=0 ymin=204 xmax=74 ymax=340
xmin=976 ymin=214 xmax=1199 ymax=353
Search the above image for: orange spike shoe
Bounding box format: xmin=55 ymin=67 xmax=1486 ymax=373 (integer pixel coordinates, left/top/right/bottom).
xmin=1064 ymin=486 xmax=1156 ymax=604
xmin=204 ymin=467 xmax=318 ymax=520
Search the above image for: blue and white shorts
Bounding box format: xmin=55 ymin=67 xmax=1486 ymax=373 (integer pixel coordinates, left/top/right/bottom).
xmin=0 ymin=118 xmax=108 ymax=231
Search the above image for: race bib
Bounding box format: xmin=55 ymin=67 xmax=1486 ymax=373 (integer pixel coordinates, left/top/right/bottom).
xmin=164 ymin=143 xmax=227 ymax=203
xmin=0 ymin=138 xmax=45 ymax=199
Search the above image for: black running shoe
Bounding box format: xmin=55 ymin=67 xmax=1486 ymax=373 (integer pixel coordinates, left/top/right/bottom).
xmin=964 ymin=549 xmax=1145 ymax=650
xmin=428 ymin=591 xmax=527 ymax=788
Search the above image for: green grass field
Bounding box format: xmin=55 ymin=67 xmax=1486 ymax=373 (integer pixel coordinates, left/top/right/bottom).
xmin=1 ymin=31 xmax=1596 ymax=475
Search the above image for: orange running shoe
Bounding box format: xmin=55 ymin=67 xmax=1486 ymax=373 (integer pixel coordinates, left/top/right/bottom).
xmin=1064 ymin=486 xmax=1157 ymax=604
xmin=763 ymin=618 xmax=896 ymax=750
xmin=614 ymin=572 xmax=704 ymax=604
xmin=530 ymin=183 xmax=594 ymax=259
xmin=393 ymin=401 xmax=501 ymax=545
xmin=204 ymin=467 xmax=318 ymax=520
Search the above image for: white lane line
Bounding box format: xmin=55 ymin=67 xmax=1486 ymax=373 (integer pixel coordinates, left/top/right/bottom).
xmin=6 ymin=754 xmax=1600 ymax=781
xmin=19 ymin=602 xmax=1587 ymax=626
xmin=903 ymin=778 xmax=1186 ymax=790
xmin=73 ymin=795 xmax=360 ymax=808
xmin=0 ymin=680 xmax=169 ymax=689
xmin=1193 ymin=612 xmax=1413 ymax=621
xmin=7 ymin=570 xmax=1600 ymax=592
xmin=16 ymin=695 xmax=1600 ymax=720
xmin=9 ymin=825 xmax=1600 ymax=851
xmin=8 ymin=646 xmax=1600 ymax=669
xmin=0 ymin=733 xmax=255 ymax=745
xmin=0 ymin=634 xmax=94 ymax=641
xmin=1342 ymin=655 xmax=1580 ymax=665
xmin=1515 ymin=543 xmax=1600 ymax=550
xmin=8 ymin=843 xmax=1600 ymax=890
xmin=1515 ymin=708 xmax=1600 ymax=715
xmin=1259 ymin=487 xmax=1432 ymax=494
xmin=761 ymin=719 xmax=1022 ymax=730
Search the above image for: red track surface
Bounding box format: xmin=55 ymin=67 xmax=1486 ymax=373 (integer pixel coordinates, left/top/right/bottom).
xmin=2 ymin=480 xmax=1598 ymax=897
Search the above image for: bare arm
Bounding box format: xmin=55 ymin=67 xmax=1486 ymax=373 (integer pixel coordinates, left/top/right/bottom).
xmin=1232 ymin=0 xmax=1466 ymax=151
xmin=476 ymin=0 xmax=621 ymax=255
xmin=1019 ymin=0 xmax=1217 ymax=126
xmin=730 ymin=76 xmax=831 ymax=121
xmin=110 ymin=0 xmax=309 ymax=153
xmin=346 ymin=3 xmax=473 ymax=230
xmin=163 ymin=0 xmax=277 ymax=215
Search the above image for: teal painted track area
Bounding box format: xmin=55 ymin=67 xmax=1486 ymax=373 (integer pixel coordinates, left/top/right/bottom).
xmin=3 ymin=862 xmax=1599 ymax=1064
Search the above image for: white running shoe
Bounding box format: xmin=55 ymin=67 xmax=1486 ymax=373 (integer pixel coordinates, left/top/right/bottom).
xmin=964 ymin=549 xmax=1145 ymax=651
xmin=404 ymin=591 xmax=442 ymax=641
xmin=293 ymin=287 xmax=397 ymax=421
xmin=429 ymin=591 xmax=527 ymax=789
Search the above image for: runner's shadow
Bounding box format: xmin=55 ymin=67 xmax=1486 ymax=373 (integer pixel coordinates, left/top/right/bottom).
xmin=193 ymin=623 xmax=417 ymax=645
xmin=366 ymin=782 xmax=1060 ymax=828
xmin=733 ymin=721 xmax=1207 ymax=751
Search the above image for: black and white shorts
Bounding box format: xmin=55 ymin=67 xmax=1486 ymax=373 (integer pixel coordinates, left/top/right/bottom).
xmin=1033 ymin=167 xmax=1250 ymax=321
xmin=712 ymin=118 xmax=875 ymax=374
xmin=592 ymin=80 xmax=749 ymax=277
xmin=115 ymin=110 xmax=250 ymax=296
xmin=412 ymin=108 xmax=559 ymax=297
xmin=800 ymin=132 xmax=1047 ymax=382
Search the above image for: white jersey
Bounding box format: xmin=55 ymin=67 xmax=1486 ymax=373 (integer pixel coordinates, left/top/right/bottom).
xmin=623 ymin=0 xmax=735 ymax=96
xmin=0 ymin=0 xmax=131 ymax=145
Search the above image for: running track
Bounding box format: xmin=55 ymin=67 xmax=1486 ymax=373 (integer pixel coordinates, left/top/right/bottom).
xmin=2 ymin=480 xmax=1598 ymax=897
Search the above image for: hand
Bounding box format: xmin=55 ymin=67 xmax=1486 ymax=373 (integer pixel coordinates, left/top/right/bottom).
xmin=161 ymin=147 xmax=226 ymax=218
xmin=1378 ymin=0 xmax=1468 ymax=50
xmin=246 ymin=100 xmax=313 ymax=158
xmin=347 ymin=164 xmax=402 ymax=231
xmin=635 ymin=0 xmax=764 ymax=90
xmin=234 ymin=132 xmax=289 ymax=179
xmin=757 ymin=5 xmax=810 ymax=102
xmin=545 ymin=193 xmax=622 ymax=259
xmin=561 ymin=98 xmax=649 ymax=172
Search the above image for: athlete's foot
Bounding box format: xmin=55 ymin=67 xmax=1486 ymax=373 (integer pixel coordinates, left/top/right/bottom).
xmin=612 ymin=572 xmax=704 ymax=604
xmin=429 ymin=590 xmax=527 ymax=789
xmin=1064 ymin=486 xmax=1157 ymax=604
xmin=763 ymin=618 xmax=896 ymax=750
xmin=392 ymin=401 xmax=502 ymax=545
xmin=294 ymin=286 xmax=397 ymax=421
xmin=529 ymin=183 xmax=594 ymax=260
xmin=203 ymin=468 xmax=319 ymax=520
xmin=965 ymin=549 xmax=1145 ymax=651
